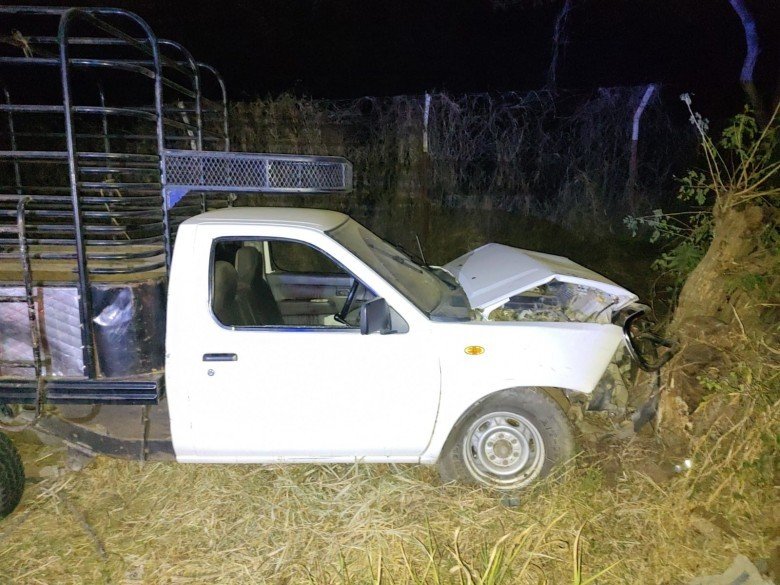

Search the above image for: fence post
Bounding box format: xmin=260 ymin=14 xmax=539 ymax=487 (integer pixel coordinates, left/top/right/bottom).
xmin=628 ymin=84 xmax=657 ymax=211
xmin=419 ymin=92 xmax=433 ymax=247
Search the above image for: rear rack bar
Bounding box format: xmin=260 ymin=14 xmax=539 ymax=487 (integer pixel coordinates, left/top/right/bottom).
xmin=0 ymin=197 xmax=47 ymax=430
xmin=163 ymin=150 xmax=353 ymax=207
xmin=0 ymin=197 xmax=42 ymax=378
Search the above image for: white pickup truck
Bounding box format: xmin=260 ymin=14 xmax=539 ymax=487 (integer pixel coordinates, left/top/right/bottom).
xmin=0 ymin=5 xmax=667 ymax=519
xmin=1 ymin=204 xmax=656 ymax=517
xmin=165 ymin=206 xmax=640 ymax=491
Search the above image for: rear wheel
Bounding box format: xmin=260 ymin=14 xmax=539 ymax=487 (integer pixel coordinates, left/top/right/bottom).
xmin=439 ymin=388 xmax=575 ymax=490
xmin=0 ymin=432 xmax=25 ymax=518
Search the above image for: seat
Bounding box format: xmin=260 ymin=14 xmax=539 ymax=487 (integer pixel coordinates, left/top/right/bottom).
xmin=234 ymin=247 xmax=284 ymax=326
xmin=212 ymin=260 xmax=241 ymax=326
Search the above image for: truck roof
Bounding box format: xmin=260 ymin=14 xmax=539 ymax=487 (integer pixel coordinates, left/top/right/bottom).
xmin=182 ymin=207 xmax=350 ymax=232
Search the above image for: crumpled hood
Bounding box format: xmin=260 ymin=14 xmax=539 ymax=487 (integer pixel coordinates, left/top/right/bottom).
xmin=443 ymin=243 xmax=638 ymax=313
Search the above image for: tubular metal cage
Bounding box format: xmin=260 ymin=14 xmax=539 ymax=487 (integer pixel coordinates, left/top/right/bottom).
xmin=0 ymin=6 xmax=352 ymax=384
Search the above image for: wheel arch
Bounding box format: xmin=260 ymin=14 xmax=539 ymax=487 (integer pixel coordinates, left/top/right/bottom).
xmin=425 ymin=385 xmax=574 ymax=464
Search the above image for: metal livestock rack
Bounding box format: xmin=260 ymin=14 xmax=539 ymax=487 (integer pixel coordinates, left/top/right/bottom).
xmin=0 ymin=6 xmax=352 ymax=432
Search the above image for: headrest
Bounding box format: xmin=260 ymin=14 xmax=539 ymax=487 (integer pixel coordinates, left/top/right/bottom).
xmin=213 ymin=260 xmax=238 ymax=307
xmin=235 ymin=246 xmax=262 ymax=283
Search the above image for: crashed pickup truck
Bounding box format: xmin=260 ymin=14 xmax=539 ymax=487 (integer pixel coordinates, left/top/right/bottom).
xmin=1 ymin=204 xmax=661 ymax=509
xmin=0 ymin=6 xmax=666 ymax=520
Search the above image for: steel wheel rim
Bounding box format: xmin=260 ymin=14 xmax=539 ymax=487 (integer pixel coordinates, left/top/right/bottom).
xmin=462 ymin=411 xmax=545 ymax=489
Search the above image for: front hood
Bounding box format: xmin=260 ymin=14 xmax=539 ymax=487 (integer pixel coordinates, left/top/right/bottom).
xmin=444 ymin=243 xmax=638 ymax=314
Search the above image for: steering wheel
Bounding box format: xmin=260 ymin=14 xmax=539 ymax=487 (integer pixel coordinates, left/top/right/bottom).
xmin=334 ymin=279 xmax=360 ymax=325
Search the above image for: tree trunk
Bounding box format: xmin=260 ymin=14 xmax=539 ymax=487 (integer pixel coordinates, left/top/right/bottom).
xmin=658 ymin=201 xmax=771 ymax=448
xmin=673 ymin=204 xmax=766 ymax=326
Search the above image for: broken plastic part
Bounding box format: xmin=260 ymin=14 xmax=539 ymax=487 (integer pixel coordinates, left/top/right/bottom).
xmin=487 ymin=281 xmax=620 ymax=324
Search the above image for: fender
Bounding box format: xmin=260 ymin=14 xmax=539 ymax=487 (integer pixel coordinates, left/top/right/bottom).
xmin=419 ymin=320 xmax=623 ymax=463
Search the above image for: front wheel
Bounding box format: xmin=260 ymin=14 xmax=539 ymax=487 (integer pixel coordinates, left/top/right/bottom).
xmin=0 ymin=432 xmax=25 ymax=518
xmin=439 ymin=388 xmax=575 ymax=490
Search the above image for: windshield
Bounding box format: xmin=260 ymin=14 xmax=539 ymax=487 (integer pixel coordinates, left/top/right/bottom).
xmin=328 ymin=220 xmax=444 ymax=315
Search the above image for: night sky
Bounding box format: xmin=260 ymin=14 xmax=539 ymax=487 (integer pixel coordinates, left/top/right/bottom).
xmin=9 ymin=0 xmax=780 ymax=114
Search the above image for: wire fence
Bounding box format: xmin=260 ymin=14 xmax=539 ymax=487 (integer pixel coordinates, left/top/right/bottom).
xmin=230 ymin=87 xmax=697 ymax=231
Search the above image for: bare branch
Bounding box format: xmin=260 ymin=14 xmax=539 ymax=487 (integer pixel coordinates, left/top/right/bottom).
xmin=728 ymin=0 xmax=760 ymax=84
xmin=728 ymin=0 xmax=766 ymax=124
xmin=546 ymin=0 xmax=574 ymax=91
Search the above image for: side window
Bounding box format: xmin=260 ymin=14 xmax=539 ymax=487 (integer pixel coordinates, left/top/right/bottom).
xmin=269 ymin=241 xmax=344 ymax=274
xmin=210 ymin=238 xmax=378 ymax=329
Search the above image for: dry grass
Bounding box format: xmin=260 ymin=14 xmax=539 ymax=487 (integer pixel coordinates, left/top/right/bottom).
xmin=1 ymin=388 xmax=776 ymax=584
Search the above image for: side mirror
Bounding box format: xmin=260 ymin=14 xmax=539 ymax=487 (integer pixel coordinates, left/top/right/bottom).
xmin=360 ymin=298 xmax=392 ymax=335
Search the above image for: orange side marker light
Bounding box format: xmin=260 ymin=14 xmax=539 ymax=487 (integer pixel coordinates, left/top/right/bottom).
xmin=464 ymin=345 xmax=485 ymax=356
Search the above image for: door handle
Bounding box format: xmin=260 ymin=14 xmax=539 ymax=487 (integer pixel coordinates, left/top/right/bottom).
xmin=203 ymin=353 xmax=237 ymax=362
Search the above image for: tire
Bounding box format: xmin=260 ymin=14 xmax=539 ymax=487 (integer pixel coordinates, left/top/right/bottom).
xmin=0 ymin=432 xmax=25 ymax=519
xmin=439 ymin=388 xmax=575 ymax=490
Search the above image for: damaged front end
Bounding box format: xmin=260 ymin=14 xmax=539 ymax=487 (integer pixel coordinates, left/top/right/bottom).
xmin=444 ymin=243 xmax=673 ymax=423
xmin=486 ymin=280 xmax=629 ymax=324
xmin=444 ymin=243 xmax=639 ymax=323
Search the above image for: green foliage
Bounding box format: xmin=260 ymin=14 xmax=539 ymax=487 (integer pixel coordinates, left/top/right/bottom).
xmin=571 ymin=524 xmax=620 ymax=585
xmin=325 ymin=518 xmax=620 ymax=585
xmin=578 ymin=467 xmax=604 ymax=495
xmin=625 ymin=99 xmax=779 ymax=292
xmin=623 ymin=205 xmax=712 ymax=291
xmin=678 ymin=169 xmax=712 ymax=205
xmin=652 ymin=239 xmax=705 ymax=280
xmin=729 ymin=272 xmax=773 ymax=300
xmin=698 ymin=361 xmax=779 ymax=405
xmin=698 ymin=364 xmax=753 ymax=396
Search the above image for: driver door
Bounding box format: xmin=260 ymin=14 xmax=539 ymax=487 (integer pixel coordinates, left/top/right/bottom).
xmin=184 ymin=234 xmax=440 ymax=461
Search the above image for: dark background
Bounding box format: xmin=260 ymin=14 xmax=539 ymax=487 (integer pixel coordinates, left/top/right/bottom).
xmin=6 ymin=0 xmax=780 ymax=116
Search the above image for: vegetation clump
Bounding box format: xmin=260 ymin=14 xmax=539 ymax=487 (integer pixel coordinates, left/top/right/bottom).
xmin=642 ymin=101 xmax=779 ymax=453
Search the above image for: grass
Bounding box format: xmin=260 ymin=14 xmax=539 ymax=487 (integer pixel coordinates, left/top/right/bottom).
xmin=1 ymin=381 xmax=775 ymax=584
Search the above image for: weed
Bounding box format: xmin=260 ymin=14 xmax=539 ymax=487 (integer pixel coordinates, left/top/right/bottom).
xmin=625 ymin=99 xmax=779 ymax=295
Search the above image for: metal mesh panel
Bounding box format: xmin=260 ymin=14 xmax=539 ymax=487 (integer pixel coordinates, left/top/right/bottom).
xmin=163 ymin=150 xmax=352 ymax=193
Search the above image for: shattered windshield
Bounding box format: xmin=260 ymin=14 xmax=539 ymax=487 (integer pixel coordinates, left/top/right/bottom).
xmin=328 ymin=220 xmax=444 ymax=316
